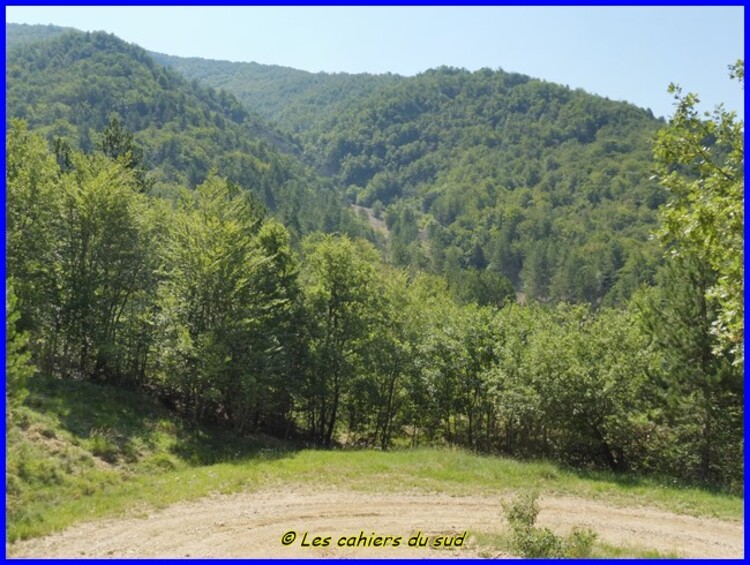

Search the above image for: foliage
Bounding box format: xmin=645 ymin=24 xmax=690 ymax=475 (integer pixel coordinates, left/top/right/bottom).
xmin=638 ymin=260 xmax=743 ymax=489
xmin=299 ymin=234 xmax=384 ymax=446
xmin=152 ymin=174 xmax=299 ymax=432
xmin=6 ymin=123 xmax=738 ymax=487
xmin=639 ymin=61 xmax=745 ymax=491
xmin=5 ymin=27 xmax=356 ymax=237
xmin=4 ymin=22 xmax=73 ymax=50
xmin=150 ymin=50 xmax=402 ymax=134
xmin=4 ymin=25 xmax=743 ymax=495
xmin=653 ymin=60 xmax=744 ymax=363
xmin=6 ymin=373 xmax=741 ymax=544
xmin=151 ymin=47 xmax=666 ymax=307
xmin=6 ymin=280 xmax=35 ymax=411
xmin=503 ymin=491 xmax=597 ymax=558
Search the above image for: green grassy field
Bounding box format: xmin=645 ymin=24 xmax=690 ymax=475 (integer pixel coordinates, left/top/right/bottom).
xmin=6 ymin=375 xmax=743 ymax=546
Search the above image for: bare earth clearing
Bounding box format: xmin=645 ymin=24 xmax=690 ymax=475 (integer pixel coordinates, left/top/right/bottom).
xmin=9 ymin=486 xmax=743 ymax=558
xmin=350 ymin=204 xmax=389 ymax=237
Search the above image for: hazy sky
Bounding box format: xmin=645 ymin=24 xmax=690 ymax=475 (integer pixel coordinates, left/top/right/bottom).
xmin=5 ymin=6 xmax=745 ymax=119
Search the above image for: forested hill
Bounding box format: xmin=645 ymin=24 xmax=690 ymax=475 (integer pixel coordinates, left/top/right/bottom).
xmin=5 ymin=27 xmax=357 ymax=236
xmin=6 ymin=23 xmax=743 ymax=495
xmin=7 ymin=24 xmax=669 ymax=307
xmin=4 ymin=22 xmax=74 ymax=50
xmin=156 ymin=52 xmax=667 ymax=307
xmin=316 ymin=68 xmax=666 ymax=305
xmin=149 ymin=51 xmax=402 ymax=132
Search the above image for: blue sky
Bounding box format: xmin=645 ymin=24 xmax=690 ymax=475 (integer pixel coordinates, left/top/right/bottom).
xmin=5 ymin=6 xmax=745 ymax=119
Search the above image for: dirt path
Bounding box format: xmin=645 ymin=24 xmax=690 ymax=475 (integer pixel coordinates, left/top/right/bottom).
xmin=351 ymin=204 xmax=389 ymax=237
xmin=8 ymin=487 xmax=743 ymax=558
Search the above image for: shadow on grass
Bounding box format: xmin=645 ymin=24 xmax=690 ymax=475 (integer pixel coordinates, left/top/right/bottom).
xmin=168 ymin=423 xmax=297 ymax=466
xmin=564 ymin=464 xmax=740 ymax=499
xmin=22 ymin=375 xmax=741 ymax=501
xmin=24 ymin=374 xmax=296 ymax=468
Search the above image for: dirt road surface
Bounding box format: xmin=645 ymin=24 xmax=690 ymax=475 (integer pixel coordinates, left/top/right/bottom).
xmin=8 ymin=487 xmax=743 ymax=558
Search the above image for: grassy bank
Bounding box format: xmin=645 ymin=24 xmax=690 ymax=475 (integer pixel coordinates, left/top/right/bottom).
xmin=6 ymin=375 xmax=743 ymax=543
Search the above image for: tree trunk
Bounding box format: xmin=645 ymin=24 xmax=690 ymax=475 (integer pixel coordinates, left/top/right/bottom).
xmin=380 ymin=371 xmax=398 ymax=450
xmin=324 ymin=375 xmax=340 ymax=448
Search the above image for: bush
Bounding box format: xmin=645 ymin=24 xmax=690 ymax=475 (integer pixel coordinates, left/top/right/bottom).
xmin=504 ymin=489 xmax=540 ymax=530
xmin=503 ymin=491 xmax=597 ymax=558
xmin=6 ymin=280 xmax=35 ymax=413
xmin=565 ymin=527 xmax=598 ymax=558
xmin=513 ymin=526 xmax=564 ymax=558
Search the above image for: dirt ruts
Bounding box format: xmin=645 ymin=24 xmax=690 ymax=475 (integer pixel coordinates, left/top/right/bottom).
xmin=8 ymin=487 xmax=744 ymax=558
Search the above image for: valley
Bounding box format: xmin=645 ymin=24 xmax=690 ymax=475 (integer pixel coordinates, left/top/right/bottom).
xmin=5 ymin=19 xmax=744 ymax=558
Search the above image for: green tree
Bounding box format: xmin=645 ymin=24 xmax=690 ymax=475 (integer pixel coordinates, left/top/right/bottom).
xmin=653 ymin=60 xmax=744 ymax=363
xmin=99 ymin=115 xmax=150 ymax=191
xmin=55 ymin=152 xmax=153 ymax=381
xmin=639 ymin=258 xmax=742 ymax=486
xmin=410 ymin=285 xmax=498 ymax=448
xmin=300 ymin=234 xmax=381 ymax=447
xmin=153 ymin=174 xmax=294 ymax=431
xmin=342 ymin=267 xmax=416 ymax=449
xmin=6 ymin=280 xmax=35 ymax=416
xmin=6 ymin=121 xmax=63 ymax=348
xmin=6 ymin=122 xmax=157 ymax=383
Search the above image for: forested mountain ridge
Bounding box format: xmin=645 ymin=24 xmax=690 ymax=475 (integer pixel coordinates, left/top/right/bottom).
xmin=149 ymin=50 xmax=402 ymax=133
xmin=5 ymin=22 xmax=74 ymax=50
xmin=7 ymin=24 xmax=666 ymax=308
xmin=5 ymin=27 xmax=364 ymax=237
xmin=156 ymin=50 xmax=667 ymax=306
xmin=6 ymin=29 xmax=293 ymax=171
xmin=313 ymin=68 xmax=666 ymax=299
xmin=6 ymin=23 xmax=743 ymax=497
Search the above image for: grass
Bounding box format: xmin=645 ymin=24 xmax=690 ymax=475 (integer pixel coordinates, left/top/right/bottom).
xmin=6 ymin=374 xmax=744 ymax=544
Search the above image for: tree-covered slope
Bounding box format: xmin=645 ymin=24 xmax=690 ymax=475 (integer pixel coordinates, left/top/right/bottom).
xmin=305 ymin=67 xmax=667 ymax=305
xmin=5 ymin=28 xmax=356 ymax=236
xmin=6 ymin=23 xmax=743 ymax=494
xmin=145 ymin=52 xmax=669 ymax=306
xmin=7 ymin=25 xmax=667 ymax=306
xmin=5 ymin=22 xmax=74 ymax=51
xmin=150 ymin=51 xmax=401 ymax=133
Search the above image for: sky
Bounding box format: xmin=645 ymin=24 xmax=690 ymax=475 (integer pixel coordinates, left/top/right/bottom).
xmin=5 ymin=6 xmax=745 ymax=119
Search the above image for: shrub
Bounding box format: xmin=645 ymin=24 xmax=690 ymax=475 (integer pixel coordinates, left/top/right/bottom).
xmin=565 ymin=527 xmax=598 ymax=558
xmin=503 ymin=491 xmax=597 ymax=558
